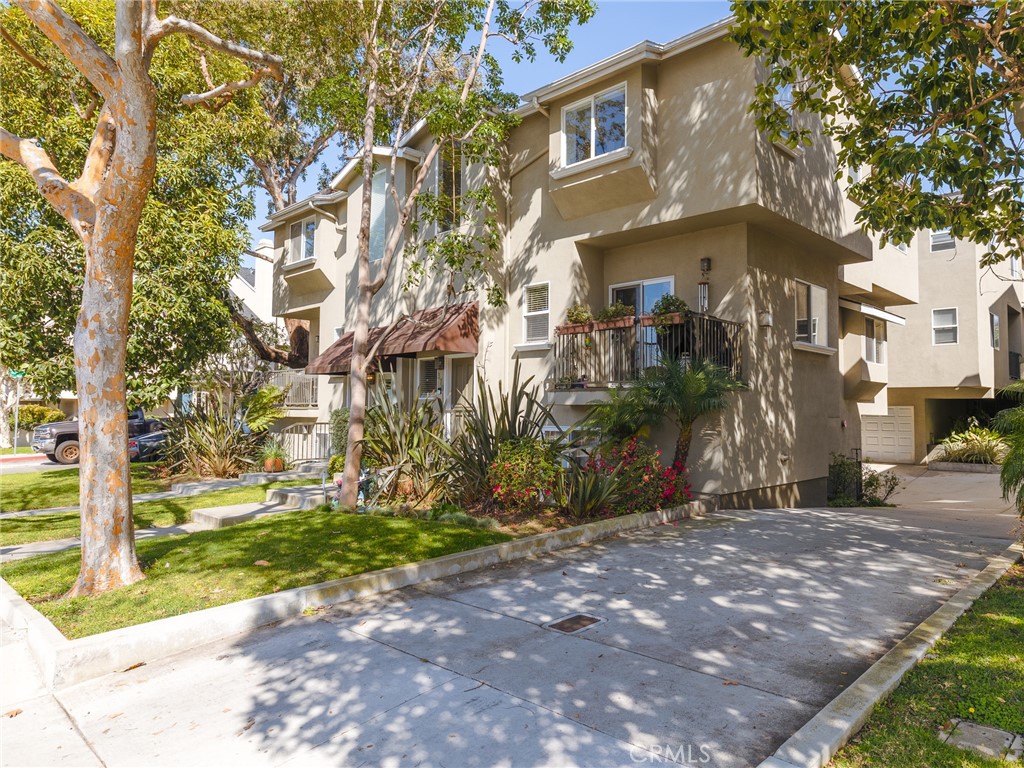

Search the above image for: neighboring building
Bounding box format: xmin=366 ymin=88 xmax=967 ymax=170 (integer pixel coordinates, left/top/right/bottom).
xmin=874 ymin=234 xmax=1023 ymax=463
xmin=262 ymin=18 xmax=918 ymax=506
xmin=230 ymin=238 xmax=280 ymax=327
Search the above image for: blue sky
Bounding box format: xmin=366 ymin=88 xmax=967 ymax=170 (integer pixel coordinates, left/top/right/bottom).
xmin=244 ymin=0 xmax=732 ymax=247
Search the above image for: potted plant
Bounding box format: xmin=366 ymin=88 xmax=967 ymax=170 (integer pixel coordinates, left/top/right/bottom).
xmin=592 ymin=301 xmax=636 ymax=330
xmin=643 ymin=294 xmax=689 ymax=334
xmin=259 ymin=439 xmax=287 ymax=473
xmin=557 ymin=303 xmax=594 ymax=335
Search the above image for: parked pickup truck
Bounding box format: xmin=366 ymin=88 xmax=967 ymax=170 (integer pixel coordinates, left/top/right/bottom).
xmin=32 ymin=409 xmax=164 ymax=465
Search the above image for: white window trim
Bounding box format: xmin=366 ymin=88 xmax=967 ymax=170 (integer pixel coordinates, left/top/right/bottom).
xmin=864 ymin=318 xmax=886 ymax=365
xmin=560 ymin=82 xmax=628 ymax=169
xmin=1010 ymin=255 xmax=1021 ymax=279
xmin=990 ymin=312 xmax=1001 ymax=350
xmin=524 ymin=282 xmax=551 ymax=344
xmin=930 ymin=229 xmax=955 ymax=253
xmin=932 ymin=307 xmax=959 ymax=346
xmin=794 ymin=279 xmax=832 ymax=350
xmin=288 ymin=216 xmax=316 ymax=264
xmin=607 ymin=276 xmax=676 ymax=310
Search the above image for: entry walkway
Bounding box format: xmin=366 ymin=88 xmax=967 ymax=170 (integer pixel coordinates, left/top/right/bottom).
xmin=2 ymin=475 xmax=1016 ymax=767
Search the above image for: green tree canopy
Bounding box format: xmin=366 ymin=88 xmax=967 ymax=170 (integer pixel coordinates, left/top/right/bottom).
xmin=730 ymin=1 xmax=1024 ymax=263
xmin=0 ymin=0 xmax=255 ymax=407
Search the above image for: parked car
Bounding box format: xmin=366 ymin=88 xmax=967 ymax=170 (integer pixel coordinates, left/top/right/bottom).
xmin=32 ymin=409 xmax=163 ymax=465
xmin=128 ymin=429 xmax=168 ymax=463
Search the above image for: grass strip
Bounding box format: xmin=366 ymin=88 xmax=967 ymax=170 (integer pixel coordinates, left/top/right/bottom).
xmin=831 ymin=563 xmax=1024 ymax=767
xmin=0 ymin=480 xmax=314 ymax=546
xmin=0 ymin=509 xmax=511 ymax=638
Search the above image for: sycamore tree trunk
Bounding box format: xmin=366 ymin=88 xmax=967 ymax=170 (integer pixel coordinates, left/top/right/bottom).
xmin=339 ymin=47 xmax=380 ymax=509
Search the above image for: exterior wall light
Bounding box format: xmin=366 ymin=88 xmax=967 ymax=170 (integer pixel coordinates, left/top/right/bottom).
xmin=758 ymin=311 xmax=774 ymax=328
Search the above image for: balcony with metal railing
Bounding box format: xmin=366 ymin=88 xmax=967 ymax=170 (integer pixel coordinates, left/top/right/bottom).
xmin=270 ymin=370 xmax=319 ymax=408
xmin=549 ymin=312 xmax=744 ymax=394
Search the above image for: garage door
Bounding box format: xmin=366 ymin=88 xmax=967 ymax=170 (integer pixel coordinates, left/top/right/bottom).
xmin=861 ymin=406 xmax=914 ymax=463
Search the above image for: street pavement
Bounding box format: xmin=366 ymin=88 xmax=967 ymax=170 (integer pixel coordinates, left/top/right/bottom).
xmin=1 ymin=469 xmax=1018 ymax=768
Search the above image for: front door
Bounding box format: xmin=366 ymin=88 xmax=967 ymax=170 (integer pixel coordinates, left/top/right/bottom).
xmin=445 ymin=357 xmax=475 ymax=438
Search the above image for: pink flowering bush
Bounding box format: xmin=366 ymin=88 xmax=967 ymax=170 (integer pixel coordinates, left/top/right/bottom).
xmin=487 ymin=439 xmax=559 ymax=512
xmin=586 ymin=437 xmax=692 ymax=514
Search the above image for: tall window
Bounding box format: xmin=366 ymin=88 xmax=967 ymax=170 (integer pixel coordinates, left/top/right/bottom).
xmin=369 ymin=169 xmax=386 ymax=262
xmin=524 ymin=283 xmax=550 ymax=343
xmin=795 ymin=280 xmax=828 ymax=346
xmin=418 ymin=358 xmax=440 ymax=398
xmin=932 ymin=308 xmax=959 ymax=345
xmin=562 ymin=84 xmax=626 ymax=166
xmin=288 ymin=217 xmax=316 ymax=264
xmin=1011 ymin=255 xmax=1021 ymax=279
xmin=930 ymin=229 xmax=955 ymax=252
xmin=865 ymin=318 xmax=885 ymax=364
xmin=438 ymin=141 xmax=463 ymax=232
xmin=991 ymin=312 xmax=1001 ymax=349
xmin=775 ymin=79 xmax=795 ymax=139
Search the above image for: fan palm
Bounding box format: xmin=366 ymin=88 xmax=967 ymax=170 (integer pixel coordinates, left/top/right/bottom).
xmin=593 ymin=357 xmax=744 ymax=467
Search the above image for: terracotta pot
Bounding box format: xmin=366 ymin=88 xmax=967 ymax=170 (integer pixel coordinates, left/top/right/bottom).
xmin=639 ymin=311 xmax=687 ymax=327
xmin=590 ymin=316 xmax=635 ymax=331
xmin=264 ymin=457 xmax=284 ymax=473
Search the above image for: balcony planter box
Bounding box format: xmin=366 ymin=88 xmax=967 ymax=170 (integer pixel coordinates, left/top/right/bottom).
xmin=555 ymin=321 xmax=593 ymax=336
xmin=590 ymin=316 xmax=635 ymax=332
xmin=639 ymin=312 xmax=687 ymax=327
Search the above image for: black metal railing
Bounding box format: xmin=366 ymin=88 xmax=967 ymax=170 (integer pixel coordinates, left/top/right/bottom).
xmin=551 ymin=312 xmax=743 ymax=389
xmin=1011 ymin=351 xmax=1022 ymax=381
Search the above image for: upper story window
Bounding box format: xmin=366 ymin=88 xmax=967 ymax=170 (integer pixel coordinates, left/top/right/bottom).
xmin=524 ymin=283 xmax=550 ymax=343
xmin=775 ymin=79 xmax=795 ymax=139
xmin=991 ymin=312 xmax=1000 ymax=349
xmin=1011 ymin=255 xmax=1021 ymax=279
xmin=369 ymin=169 xmax=387 ymax=262
xmin=932 ymin=307 xmax=958 ymax=345
xmin=865 ymin=318 xmax=885 ymax=364
xmin=562 ymin=83 xmax=626 ymax=167
xmin=795 ymin=280 xmax=828 ymax=347
xmin=930 ymin=229 xmax=955 ymax=252
xmin=437 ymin=141 xmax=464 ymax=232
xmin=288 ymin=217 xmax=316 ymax=264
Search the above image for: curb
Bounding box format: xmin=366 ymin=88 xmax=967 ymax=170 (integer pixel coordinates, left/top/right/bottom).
xmin=0 ymin=496 xmax=716 ymax=690
xmin=757 ymin=540 xmax=1024 ymax=768
xmin=926 ymin=461 xmax=1001 ymax=475
xmin=0 ymin=453 xmax=45 ymax=464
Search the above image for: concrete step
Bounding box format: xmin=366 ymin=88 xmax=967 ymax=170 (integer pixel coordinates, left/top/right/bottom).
xmin=190 ymin=501 xmax=298 ymax=531
xmin=237 ymin=469 xmax=323 ymax=485
xmin=265 ymin=485 xmax=331 ymax=511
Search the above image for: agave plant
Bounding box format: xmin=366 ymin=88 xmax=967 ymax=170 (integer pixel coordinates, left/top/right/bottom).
xmin=551 ymin=461 xmax=624 ymax=521
xmin=360 ymin=387 xmax=451 ymax=504
xmin=164 ymin=403 xmax=262 ymax=478
xmin=939 ymin=418 xmax=1008 ymax=464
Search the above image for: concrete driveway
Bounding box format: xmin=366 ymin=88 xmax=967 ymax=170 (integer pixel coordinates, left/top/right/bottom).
xmin=2 ymin=472 xmax=1018 ymax=768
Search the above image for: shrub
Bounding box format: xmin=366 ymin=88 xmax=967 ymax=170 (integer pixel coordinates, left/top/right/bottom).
xmin=939 ymin=419 xmax=1008 ymax=464
xmin=586 ymin=437 xmax=692 ymax=514
xmin=329 ymin=407 xmax=350 ymax=456
xmin=258 ymin=439 xmax=287 ymax=462
xmin=487 ymin=439 xmax=559 ymax=512
xmin=164 ymin=405 xmax=261 ymax=478
xmin=238 ymin=385 xmax=286 ymax=432
xmin=328 ymin=454 xmax=345 ymax=475
xmin=16 ymin=405 xmax=65 ymax=432
xmin=862 ymin=467 xmax=902 ymax=505
xmin=566 ymin=303 xmax=593 ymax=325
xmin=651 ymin=293 xmax=689 ymax=316
xmin=551 ymin=461 xmax=623 ymax=521
xmin=595 ymin=300 xmax=635 ymax=322
xmin=828 ymin=452 xmax=903 ymax=506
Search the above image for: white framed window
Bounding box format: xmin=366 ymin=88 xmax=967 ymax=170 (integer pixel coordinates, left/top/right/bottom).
xmin=524 ymin=283 xmax=550 ymax=343
xmin=795 ymin=280 xmax=829 ymax=346
xmin=932 ymin=307 xmax=958 ymax=345
xmin=609 ymin=276 xmax=674 ymax=315
xmin=369 ymin=169 xmax=387 ymax=262
xmin=288 ymin=217 xmax=316 ymax=264
xmin=417 ymin=358 xmax=441 ymax=399
xmin=991 ymin=312 xmax=1001 ymax=349
xmin=437 ymin=141 xmax=464 ymax=233
xmin=1011 ymin=255 xmax=1021 ymax=279
xmin=864 ymin=317 xmax=885 ymax=364
xmin=775 ymin=79 xmax=796 ymax=139
xmin=562 ymin=83 xmax=626 ymax=167
xmin=930 ymin=229 xmax=955 ymax=252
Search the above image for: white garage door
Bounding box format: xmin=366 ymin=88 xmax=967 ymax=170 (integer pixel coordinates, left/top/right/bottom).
xmin=861 ymin=406 xmax=914 ymax=463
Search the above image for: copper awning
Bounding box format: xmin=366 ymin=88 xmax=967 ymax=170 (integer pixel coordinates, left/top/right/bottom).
xmin=305 ymin=302 xmax=479 ymax=375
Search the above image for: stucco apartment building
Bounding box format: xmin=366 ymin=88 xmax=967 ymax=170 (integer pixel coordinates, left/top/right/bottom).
xmin=869 ymin=232 xmax=1024 ymax=463
xmin=262 ymin=18 xmax=919 ymax=507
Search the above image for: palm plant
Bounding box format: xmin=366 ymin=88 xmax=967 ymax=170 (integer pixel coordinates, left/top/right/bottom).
xmin=993 ymin=381 xmax=1024 ymax=516
xmin=593 ymin=357 xmax=744 ymax=467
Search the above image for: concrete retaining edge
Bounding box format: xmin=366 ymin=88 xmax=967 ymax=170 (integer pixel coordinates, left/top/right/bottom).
xmin=1 ymin=495 xmax=716 ymax=690
xmin=927 ymin=461 xmax=1001 ymax=475
xmin=758 ymin=540 xmax=1024 ymax=768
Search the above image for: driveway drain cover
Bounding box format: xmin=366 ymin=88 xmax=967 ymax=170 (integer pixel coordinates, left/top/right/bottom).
xmin=546 ymin=613 xmax=604 ymax=634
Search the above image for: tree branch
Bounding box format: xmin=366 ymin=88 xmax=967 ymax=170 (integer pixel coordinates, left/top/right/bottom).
xmin=229 ymin=306 xmax=308 ymax=368
xmin=150 ymin=15 xmax=283 ymax=76
xmin=0 ymin=24 xmax=51 ymax=73
xmin=180 ymin=66 xmax=279 ymax=107
xmin=71 ymin=107 xmax=115 ymax=202
xmin=0 ymin=126 xmax=95 ymax=238
xmin=13 ymin=0 xmax=119 ymax=100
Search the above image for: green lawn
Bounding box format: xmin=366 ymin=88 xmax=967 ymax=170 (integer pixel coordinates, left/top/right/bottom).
xmin=0 ymin=479 xmax=314 ymax=546
xmin=0 ymin=510 xmax=511 ymax=638
xmin=831 ymin=563 xmax=1024 ymax=767
xmin=0 ymin=447 xmax=36 ymax=456
xmin=0 ymin=464 xmax=170 ymax=513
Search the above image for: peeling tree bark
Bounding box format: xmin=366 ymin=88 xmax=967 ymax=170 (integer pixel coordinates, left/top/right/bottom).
xmin=2 ymin=0 xmax=282 ymax=595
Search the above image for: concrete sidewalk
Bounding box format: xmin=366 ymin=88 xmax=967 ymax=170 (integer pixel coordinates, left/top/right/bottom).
xmin=2 ymin=479 xmax=1016 ymax=768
